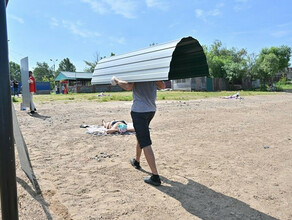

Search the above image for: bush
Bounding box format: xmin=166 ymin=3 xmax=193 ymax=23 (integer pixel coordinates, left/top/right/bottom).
xmin=12 ymin=96 xmax=19 ymax=102
xmin=277 ymin=77 xmax=287 ymax=85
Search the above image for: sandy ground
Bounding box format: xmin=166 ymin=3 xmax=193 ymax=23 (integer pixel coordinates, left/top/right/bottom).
xmin=2 ymin=93 xmax=292 ymax=220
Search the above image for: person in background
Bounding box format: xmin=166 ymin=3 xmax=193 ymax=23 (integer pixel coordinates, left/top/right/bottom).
xmin=102 ymin=119 xmax=135 ymax=134
xmin=113 ymin=76 xmax=166 ymax=186
xmin=12 ymin=79 xmax=19 ymax=97
xmin=29 ymin=71 xmax=37 ymax=114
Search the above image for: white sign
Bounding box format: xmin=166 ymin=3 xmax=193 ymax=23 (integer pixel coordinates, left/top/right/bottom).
xmin=20 ymin=57 xmax=30 ymax=107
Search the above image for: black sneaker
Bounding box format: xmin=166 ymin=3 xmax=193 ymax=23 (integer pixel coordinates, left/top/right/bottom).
xmin=144 ymin=175 xmax=161 ymax=186
xmin=30 ymin=111 xmax=35 ymax=114
xmin=130 ymin=158 xmax=141 ymax=169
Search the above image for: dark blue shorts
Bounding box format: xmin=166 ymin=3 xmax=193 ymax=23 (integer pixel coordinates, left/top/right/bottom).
xmin=131 ymin=111 xmax=155 ymax=148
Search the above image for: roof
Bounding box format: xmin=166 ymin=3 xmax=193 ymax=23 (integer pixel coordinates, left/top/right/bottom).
xmin=55 ymin=72 xmax=92 ymax=81
xmin=91 ymin=36 xmax=209 ymax=85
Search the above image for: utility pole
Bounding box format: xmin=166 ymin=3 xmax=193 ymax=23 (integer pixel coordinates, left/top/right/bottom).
xmin=50 ymin=59 xmax=58 ymax=93
xmin=50 ymin=58 xmax=58 ymax=78
xmin=0 ymin=0 xmax=19 ymax=219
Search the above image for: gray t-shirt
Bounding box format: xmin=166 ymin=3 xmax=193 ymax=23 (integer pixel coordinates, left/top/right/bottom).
xmin=131 ymin=82 xmax=157 ymax=112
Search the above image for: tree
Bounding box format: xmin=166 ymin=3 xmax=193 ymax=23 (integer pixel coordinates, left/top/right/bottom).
xmin=261 ymin=46 xmax=291 ymax=72
xmin=258 ymin=53 xmax=280 ymax=86
xmin=84 ymin=52 xmax=100 ymax=73
xmin=9 ymin=61 xmax=21 ymax=81
xmin=33 ymin=62 xmax=55 ymax=89
xmin=205 ymin=41 xmax=227 ymax=78
xmin=256 ymin=46 xmax=291 ymax=86
xmin=205 ymin=40 xmax=248 ymax=82
xmin=84 ymin=52 xmax=115 ymax=72
xmin=223 ymin=48 xmax=248 ymax=84
xmin=245 ymin=53 xmax=258 ymax=80
xmin=57 ymin=58 xmax=76 ymax=72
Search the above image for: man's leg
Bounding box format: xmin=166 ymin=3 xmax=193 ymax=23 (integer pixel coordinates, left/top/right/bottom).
xmin=29 ymin=93 xmax=36 ymax=112
xmin=130 ymin=140 xmax=142 ymax=169
xmin=143 ymin=145 xmax=158 ymax=175
xmin=135 ymin=141 xmax=142 ymax=162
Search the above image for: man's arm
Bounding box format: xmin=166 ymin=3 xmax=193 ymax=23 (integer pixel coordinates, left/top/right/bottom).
xmin=156 ymin=81 xmax=166 ymax=90
xmin=114 ymin=78 xmax=134 ymax=91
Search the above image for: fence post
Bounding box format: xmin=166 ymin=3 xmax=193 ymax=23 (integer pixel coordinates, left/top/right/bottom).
xmin=0 ymin=0 xmax=19 ymax=219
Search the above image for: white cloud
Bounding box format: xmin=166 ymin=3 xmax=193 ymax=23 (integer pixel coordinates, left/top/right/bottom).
xmin=60 ymin=19 xmax=101 ymax=38
xmin=195 ymin=9 xmax=204 ymax=18
xmin=110 ymin=36 xmax=126 ymax=44
xmin=145 ymin=0 xmax=169 ymax=10
xmin=195 ymin=8 xmax=221 ymax=20
xmin=81 ymin=0 xmax=138 ymax=19
xmin=50 ymin=17 xmax=59 ymax=27
xmin=208 ymin=9 xmax=220 ymax=16
xmin=168 ymin=22 xmax=179 ymax=29
xmin=81 ymin=0 xmax=107 ymax=14
xmin=235 ymin=0 xmax=248 ymax=2
xmin=216 ymin=2 xmax=225 ymax=8
xmin=234 ymin=0 xmax=249 ymax=11
xmin=9 ymin=15 xmax=24 ymax=24
xmin=277 ymin=22 xmax=292 ymax=28
xmin=104 ymin=0 xmax=138 ymax=19
xmin=271 ymin=30 xmax=291 ymax=38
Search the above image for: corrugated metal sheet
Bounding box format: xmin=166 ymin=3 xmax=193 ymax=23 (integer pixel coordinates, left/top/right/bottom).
xmin=91 ymin=36 xmax=209 ymax=85
xmin=55 ymin=71 xmax=92 ymax=81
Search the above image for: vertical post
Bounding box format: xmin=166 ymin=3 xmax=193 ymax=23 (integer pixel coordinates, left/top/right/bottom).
xmin=0 ymin=0 xmax=19 ymax=219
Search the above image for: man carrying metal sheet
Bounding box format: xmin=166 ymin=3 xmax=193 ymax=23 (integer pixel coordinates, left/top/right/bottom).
xmin=112 ymin=76 xmax=165 ymax=186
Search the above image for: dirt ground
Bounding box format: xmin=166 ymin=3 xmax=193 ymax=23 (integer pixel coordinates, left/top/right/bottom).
xmin=3 ymin=93 xmax=292 ymax=220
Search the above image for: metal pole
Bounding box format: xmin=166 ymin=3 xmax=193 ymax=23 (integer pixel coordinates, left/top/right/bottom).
xmin=0 ymin=0 xmax=19 ymax=219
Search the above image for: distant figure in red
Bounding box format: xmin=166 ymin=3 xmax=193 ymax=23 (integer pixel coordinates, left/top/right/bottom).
xmin=29 ymin=71 xmax=37 ymax=114
xmin=64 ymin=84 xmax=68 ymax=94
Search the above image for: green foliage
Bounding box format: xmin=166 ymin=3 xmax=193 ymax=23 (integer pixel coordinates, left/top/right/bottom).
xmin=258 ymin=53 xmax=279 ymax=86
xmin=276 ymin=77 xmax=292 ymax=90
xmin=204 ymin=41 xmax=291 ymax=89
xmin=32 ymin=91 xmax=275 ymax=103
xmin=84 ymin=52 xmax=100 ymax=73
xmin=84 ymin=60 xmax=97 ymax=73
xmin=276 ymin=76 xmax=287 ymax=85
xmin=57 ymin=58 xmax=76 ymax=72
xmin=223 ymin=61 xmax=246 ymax=82
xmin=12 ymin=96 xmax=19 ymax=102
xmin=9 ymin=61 xmax=21 ymax=81
xmin=84 ymin=52 xmax=115 ymax=72
xmin=33 ymin=62 xmax=55 ymax=89
xmin=256 ymin=46 xmax=291 ymax=86
xmin=245 ymin=53 xmax=258 ymax=80
xmin=205 ymin=40 xmax=248 ymax=83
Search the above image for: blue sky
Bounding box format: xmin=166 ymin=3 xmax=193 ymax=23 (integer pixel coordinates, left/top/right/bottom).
xmin=6 ymin=0 xmax=292 ymax=72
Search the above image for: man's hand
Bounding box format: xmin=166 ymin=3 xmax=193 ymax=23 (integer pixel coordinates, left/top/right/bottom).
xmin=111 ymin=76 xmax=117 ymax=86
xmin=113 ymin=77 xmax=134 ymax=91
xmin=156 ymin=81 xmax=166 ymax=90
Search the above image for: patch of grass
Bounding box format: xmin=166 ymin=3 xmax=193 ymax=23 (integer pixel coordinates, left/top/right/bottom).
xmin=32 ymin=90 xmax=277 ymax=103
xmin=12 ymin=96 xmax=19 ymax=102
xmin=281 ymin=84 xmax=292 ymax=89
xmin=156 ymin=90 xmax=274 ymax=100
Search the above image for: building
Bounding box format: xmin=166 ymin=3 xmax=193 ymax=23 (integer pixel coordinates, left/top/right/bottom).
xmin=54 ymin=71 xmax=123 ymax=93
xmin=286 ymin=67 xmax=292 ymax=81
xmin=55 ymin=71 xmax=92 ymax=93
xmin=172 ymin=77 xmax=227 ymax=91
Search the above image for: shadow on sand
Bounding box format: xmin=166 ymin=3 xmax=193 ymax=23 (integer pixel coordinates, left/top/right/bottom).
xmin=140 ymin=169 xmax=278 ymax=220
xmin=28 ymin=112 xmax=51 ymax=120
xmin=16 ymin=177 xmax=53 ymax=220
